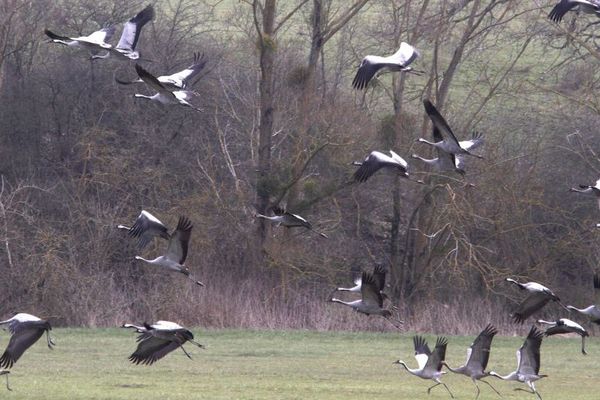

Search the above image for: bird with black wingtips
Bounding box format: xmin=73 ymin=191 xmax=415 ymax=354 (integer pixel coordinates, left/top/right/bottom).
xmin=489 ymin=326 xmax=547 ymax=400
xmin=566 ymin=273 xmax=600 ymax=324
xmin=134 ymin=216 xmax=204 ymax=286
xmin=117 ymin=210 xmax=170 ymax=249
xmin=256 ymin=206 xmax=328 ymax=238
xmin=331 ymin=264 xmax=389 ymax=299
xmin=93 ymin=4 xmax=154 ymax=60
xmin=506 ymin=278 xmax=566 ymax=324
xmin=352 ymin=150 xmax=423 ymax=184
xmin=123 ymin=320 xmax=204 ymax=365
xmin=352 ymin=42 xmax=421 ymax=90
xmin=443 ymin=324 xmax=500 ymax=399
xmin=538 ymin=318 xmax=589 ymax=355
xmin=394 ymin=336 xmax=454 ymax=398
xmin=0 ymin=313 xmax=54 ymax=370
xmin=548 ymin=0 xmax=600 ymax=23
xmin=45 ymin=26 xmax=115 ymax=58
xmin=116 ymin=52 xmax=207 ymax=91
xmin=418 ymin=100 xmax=484 ymax=160
xmin=329 ymin=271 xmax=401 ymax=328
xmin=131 ymin=64 xmax=203 ymax=111
xmin=569 ymin=178 xmax=600 ymax=211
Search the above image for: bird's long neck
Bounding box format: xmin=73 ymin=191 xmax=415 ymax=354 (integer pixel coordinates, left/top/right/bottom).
xmin=567 ymin=305 xmax=592 ymax=314
xmin=412 ymin=154 xmax=436 ymax=164
xmin=122 ymin=323 xmax=145 ymax=331
xmin=330 ymin=298 xmax=359 ymax=308
xmin=443 ymin=362 xmax=466 ymax=375
xmin=134 ymin=94 xmax=154 ymax=100
xmin=417 ymin=138 xmax=436 ymax=146
xmin=91 ymin=52 xmax=110 ymax=60
xmin=396 ymin=361 xmax=419 ymax=376
xmin=117 ymin=224 xmax=131 ymax=230
xmin=489 ymin=371 xmax=517 ymax=381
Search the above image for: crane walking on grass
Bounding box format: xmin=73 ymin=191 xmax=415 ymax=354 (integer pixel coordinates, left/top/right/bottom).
xmin=443 ymin=324 xmax=500 ymax=399
xmin=394 ymin=336 xmax=454 ymax=398
xmin=489 ymin=326 xmax=546 ymax=400
xmin=0 ymin=371 xmax=9 ymax=391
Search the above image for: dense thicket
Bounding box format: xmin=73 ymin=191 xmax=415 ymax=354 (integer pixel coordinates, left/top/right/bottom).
xmin=1 ymin=0 xmax=600 ymax=333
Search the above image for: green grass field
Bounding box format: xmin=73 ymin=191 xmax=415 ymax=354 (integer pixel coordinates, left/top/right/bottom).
xmin=1 ymin=328 xmax=598 ymax=399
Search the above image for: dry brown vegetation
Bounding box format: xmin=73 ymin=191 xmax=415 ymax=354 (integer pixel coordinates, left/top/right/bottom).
xmin=1 ymin=0 xmax=600 ymax=334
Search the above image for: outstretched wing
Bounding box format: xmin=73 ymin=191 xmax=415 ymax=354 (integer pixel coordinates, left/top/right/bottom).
xmin=352 ymin=58 xmax=385 ymax=90
xmin=85 ymin=26 xmax=116 ymax=44
xmin=425 ymin=337 xmax=448 ymax=372
xmin=129 ymin=335 xmax=179 ymax=365
xmin=165 ymin=216 xmax=193 ymax=264
xmin=413 ymin=335 xmax=431 ymax=370
xmin=162 ymin=52 xmax=207 ymax=89
xmin=465 ymin=324 xmax=497 ymax=371
xmin=127 ymin=210 xmax=169 ymax=249
xmin=548 ymin=0 xmax=582 ymax=23
xmin=135 ymin=64 xmax=172 ymax=96
xmin=360 ymin=271 xmax=384 ymax=308
xmin=423 ymin=99 xmax=461 ymax=149
xmin=517 ymin=326 xmax=543 ymax=375
xmin=117 ymin=4 xmax=155 ymax=51
xmin=511 ymin=292 xmax=552 ymax=324
xmin=0 ymin=322 xmax=47 ymax=369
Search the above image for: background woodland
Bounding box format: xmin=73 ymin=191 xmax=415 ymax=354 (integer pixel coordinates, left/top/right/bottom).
xmin=1 ymin=0 xmax=600 ymax=333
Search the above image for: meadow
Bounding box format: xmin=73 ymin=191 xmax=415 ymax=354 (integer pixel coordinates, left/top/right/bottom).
xmin=2 ymin=328 xmax=598 ymax=399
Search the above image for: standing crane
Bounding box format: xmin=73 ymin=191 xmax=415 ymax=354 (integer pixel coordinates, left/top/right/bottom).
xmin=122 ymin=320 xmax=204 ymax=365
xmin=394 ymin=336 xmax=454 ymax=398
xmin=0 ymin=314 xmax=54 ymax=369
xmin=352 ymin=42 xmax=421 ymax=90
xmin=566 ymin=273 xmax=600 ymax=324
xmin=506 ymin=278 xmax=566 ymax=323
xmin=538 ymin=318 xmax=589 ymax=355
xmin=134 ymin=216 xmax=204 ymax=286
xmin=443 ymin=324 xmax=501 ymax=399
xmin=489 ymin=326 xmax=547 ymax=400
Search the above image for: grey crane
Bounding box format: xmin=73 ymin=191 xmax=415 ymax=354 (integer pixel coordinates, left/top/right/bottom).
xmin=134 ymin=216 xmax=204 ymax=286
xmin=329 ymin=271 xmax=400 ymax=323
xmin=256 ymin=207 xmax=328 ymax=238
xmin=0 ymin=370 xmax=9 ymax=391
xmin=117 ymin=52 xmax=207 ymax=91
xmin=548 ymin=0 xmax=600 ymax=23
xmin=443 ymin=324 xmax=500 ymax=399
xmin=45 ymin=26 xmax=115 ymax=57
xmin=566 ymin=273 xmax=600 ymax=324
xmin=352 ymin=150 xmax=423 ymax=184
xmin=569 ymin=178 xmax=600 ymax=210
xmin=506 ymin=278 xmax=566 ymax=323
xmin=332 ymin=264 xmax=387 ymax=296
xmin=418 ymin=100 xmax=484 ymax=159
xmin=0 ymin=313 xmax=54 ymax=370
xmin=394 ymin=336 xmax=453 ymax=398
xmin=412 ymin=127 xmax=484 ymax=176
xmin=123 ymin=320 xmax=204 ymax=365
xmin=93 ymin=5 xmax=154 ymax=60
xmin=131 ymin=64 xmax=202 ymax=110
xmin=489 ymin=326 xmax=547 ymax=400
xmin=352 ymin=42 xmax=421 ymax=90
xmin=117 ymin=209 xmax=170 ymax=249
xmin=538 ymin=318 xmax=588 ymax=355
